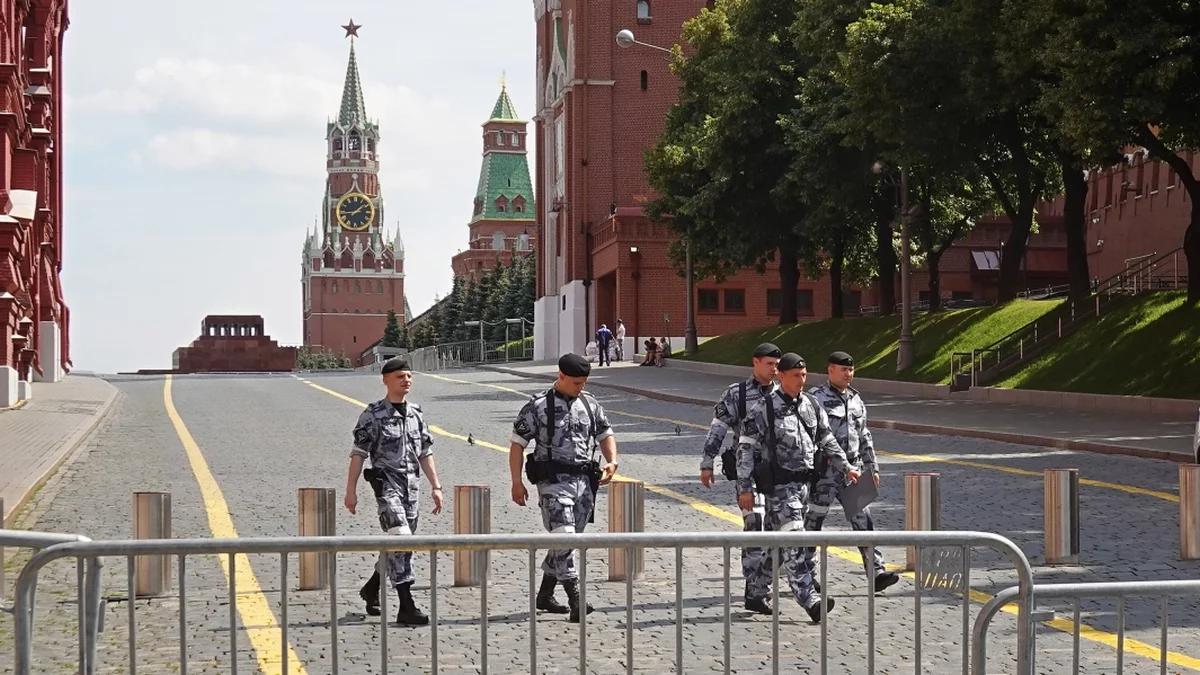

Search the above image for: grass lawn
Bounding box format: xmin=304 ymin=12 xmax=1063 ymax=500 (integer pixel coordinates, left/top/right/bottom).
xmin=997 ymin=291 xmax=1200 ymax=399
xmin=682 ymin=299 xmax=1062 ymax=384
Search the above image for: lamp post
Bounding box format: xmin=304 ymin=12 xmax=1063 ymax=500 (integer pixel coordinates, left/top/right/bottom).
xmin=616 ymin=28 xmax=698 ymax=356
xmin=873 ymin=161 xmax=914 ymax=372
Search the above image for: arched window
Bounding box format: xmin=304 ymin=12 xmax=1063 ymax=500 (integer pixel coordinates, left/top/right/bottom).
xmin=513 ymin=196 xmax=526 ymax=213
xmin=348 ymin=132 xmax=361 ymax=151
xmin=333 ymin=137 xmax=344 ymax=154
xmin=496 ymin=195 xmax=509 ymax=213
xmin=367 ymin=138 xmax=375 ymax=154
xmin=511 ymin=132 xmax=519 ymax=146
xmin=332 ymin=281 xmax=338 ymax=294
xmin=640 ymin=70 xmax=648 ymax=91
xmin=492 ymin=231 xmax=506 ymax=251
xmin=497 ymin=131 xmax=505 ymax=146
xmin=637 ymin=0 xmax=651 ymax=20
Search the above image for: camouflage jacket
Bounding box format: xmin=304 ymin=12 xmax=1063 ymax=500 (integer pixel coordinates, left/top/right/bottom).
xmin=735 ymin=390 xmax=848 ymax=494
xmin=511 ymin=388 xmax=614 ymax=465
xmin=351 ymin=399 xmax=434 ymax=476
xmin=809 ymin=383 xmax=877 ymax=471
xmin=701 ymin=377 xmax=777 ymax=470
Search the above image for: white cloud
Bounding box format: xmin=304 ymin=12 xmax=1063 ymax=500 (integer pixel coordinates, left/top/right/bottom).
xmin=142 ymin=127 xmax=322 ymax=178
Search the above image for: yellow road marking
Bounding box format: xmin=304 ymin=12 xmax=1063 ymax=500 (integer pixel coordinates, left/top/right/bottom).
xmin=164 ymin=376 xmax=306 ymax=674
xmin=354 ymin=370 xmax=1200 ymax=671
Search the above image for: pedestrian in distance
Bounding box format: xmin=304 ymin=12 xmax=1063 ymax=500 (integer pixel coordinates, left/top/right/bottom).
xmin=736 ymin=353 xmax=858 ymax=623
xmin=640 ymin=338 xmax=658 ymax=366
xmin=509 ymin=353 xmax=620 ymax=622
xmin=614 ymin=319 xmax=626 ymax=361
xmin=595 ymin=323 xmax=614 ymax=367
xmin=700 ymin=342 xmax=781 ymax=614
xmin=805 ymin=351 xmax=900 ymax=593
xmin=344 ymin=357 xmax=445 ymax=626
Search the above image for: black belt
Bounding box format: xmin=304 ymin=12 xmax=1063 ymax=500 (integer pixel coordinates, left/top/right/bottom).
xmin=539 ymin=460 xmax=592 ymax=476
xmin=774 ymin=467 xmax=818 ymax=484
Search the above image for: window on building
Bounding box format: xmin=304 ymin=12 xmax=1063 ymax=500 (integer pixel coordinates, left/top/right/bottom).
xmin=497 ymin=131 xmax=505 ymax=146
xmin=511 ymin=132 xmax=519 ymax=146
xmin=353 ymin=335 xmax=357 ymax=343
xmin=492 ymin=231 xmax=506 ymax=251
xmin=333 ymin=138 xmax=343 ymax=154
xmin=697 ymin=289 xmax=719 ymax=313
xmin=797 ymin=289 xmax=814 ymax=316
xmin=496 ymin=196 xmax=509 ymax=212
xmin=348 ymin=132 xmax=361 ymax=151
xmin=766 ymin=289 xmax=782 ymax=315
xmin=723 ymin=289 xmax=745 ymax=313
xmin=640 ymin=70 xmax=648 ymax=91
xmin=518 ymin=233 xmax=531 ymax=251
xmin=332 ymin=281 xmax=338 ymax=294
xmin=513 ymin=196 xmax=526 ymax=213
xmin=842 ymin=290 xmax=862 ymax=315
xmin=355 ymin=281 xmax=362 ymax=293
xmin=637 ymin=0 xmax=651 ymax=21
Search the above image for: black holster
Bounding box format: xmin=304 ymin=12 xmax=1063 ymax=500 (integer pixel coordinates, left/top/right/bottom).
xmin=720 ymin=448 xmax=738 ymax=481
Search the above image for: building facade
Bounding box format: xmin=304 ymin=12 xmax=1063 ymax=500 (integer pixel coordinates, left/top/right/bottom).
xmin=450 ymin=85 xmax=536 ymax=283
xmin=171 ymin=315 xmax=297 ymax=373
xmin=1 ymin=0 xmax=70 ymax=406
xmin=301 ymin=34 xmax=406 ymax=367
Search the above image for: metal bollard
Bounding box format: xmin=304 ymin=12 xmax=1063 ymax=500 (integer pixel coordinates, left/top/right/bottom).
xmin=132 ymin=492 xmax=172 ymax=597
xmin=608 ymin=480 xmax=645 ymax=581
xmin=904 ymin=472 xmax=941 ymax=570
xmin=1181 ymin=465 xmax=1200 ymax=560
xmin=298 ymin=488 xmax=336 ymax=591
xmin=1044 ymin=469 xmax=1080 ymax=565
xmin=454 ymin=485 xmax=491 ymax=586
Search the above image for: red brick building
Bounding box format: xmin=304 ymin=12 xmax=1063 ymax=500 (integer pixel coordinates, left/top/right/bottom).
xmin=171 ymin=315 xmax=297 ymax=373
xmin=532 ymin=0 xmax=804 ymax=357
xmin=450 ymin=85 xmax=536 ymax=283
xmin=1 ymin=0 xmax=69 ymax=407
xmin=301 ymin=31 xmax=406 ymax=367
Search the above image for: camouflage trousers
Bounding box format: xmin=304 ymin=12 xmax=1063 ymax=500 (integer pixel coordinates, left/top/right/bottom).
xmin=366 ymin=469 xmax=420 ymax=588
xmin=802 ymin=466 xmax=886 ymax=575
xmin=761 ymin=482 xmax=822 ymax=610
xmin=739 ymin=490 xmax=772 ymax=601
xmin=537 ymin=475 xmax=595 ymax=582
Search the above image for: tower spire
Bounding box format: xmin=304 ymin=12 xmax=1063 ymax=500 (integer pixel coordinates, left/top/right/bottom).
xmin=338 ymin=21 xmax=367 ymax=127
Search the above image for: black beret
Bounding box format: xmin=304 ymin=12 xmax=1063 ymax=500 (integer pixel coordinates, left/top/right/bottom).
xmin=558 ymin=353 xmax=591 ymax=377
xmin=381 ymin=358 xmax=411 ymax=374
xmin=828 ymin=351 xmax=854 ymax=366
xmin=752 ymin=342 xmax=782 ymax=358
xmin=778 ymin=353 xmax=807 ymax=371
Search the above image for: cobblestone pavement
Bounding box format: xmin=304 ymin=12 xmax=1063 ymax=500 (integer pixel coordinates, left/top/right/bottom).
xmin=2 ymin=369 xmax=1198 ymax=674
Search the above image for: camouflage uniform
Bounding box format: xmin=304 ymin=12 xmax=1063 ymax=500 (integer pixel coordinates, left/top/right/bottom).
xmin=804 ymin=383 xmax=886 ymax=575
xmin=701 ymin=377 xmax=777 ymax=601
xmin=736 ymin=391 xmax=849 ymax=609
xmin=352 ymin=399 xmax=434 ymax=588
xmin=512 ymin=389 xmax=614 ymax=582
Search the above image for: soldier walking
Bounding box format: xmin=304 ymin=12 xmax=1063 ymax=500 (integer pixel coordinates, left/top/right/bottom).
xmin=700 ymin=342 xmax=781 ymax=614
xmin=805 ymin=351 xmax=900 ymax=592
xmin=736 ymin=353 xmax=858 ymax=623
xmin=344 ymin=358 xmax=445 ymax=626
xmin=509 ymin=353 xmax=620 ymax=622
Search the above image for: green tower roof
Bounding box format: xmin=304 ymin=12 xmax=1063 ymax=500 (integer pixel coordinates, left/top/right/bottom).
xmin=489 ymin=86 xmax=521 ymax=122
xmin=473 ymin=152 xmax=535 ymax=223
xmin=339 ymin=44 xmax=367 ymax=126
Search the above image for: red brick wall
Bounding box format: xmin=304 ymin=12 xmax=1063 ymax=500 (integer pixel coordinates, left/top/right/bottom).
xmin=304 ymin=274 xmax=405 ymax=365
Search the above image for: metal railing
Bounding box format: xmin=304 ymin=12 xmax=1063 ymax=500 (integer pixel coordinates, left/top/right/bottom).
xmin=973 ymin=579 xmax=1200 ymax=675
xmin=949 ymin=247 xmax=1184 ymax=389
xmin=2 ymin=529 xmax=103 ymax=675
xmin=405 ymin=338 xmax=535 ymax=372
xmin=12 ymin=530 xmax=1035 ymax=675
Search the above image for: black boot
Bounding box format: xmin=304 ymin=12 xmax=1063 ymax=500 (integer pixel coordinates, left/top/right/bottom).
xmin=535 ymin=574 xmax=569 ymax=614
xmin=395 ymin=583 xmax=429 ymax=626
xmin=804 ymin=597 xmax=836 ymax=624
xmin=873 ymin=571 xmax=900 ymax=594
xmin=743 ymin=597 xmax=773 ymax=615
xmin=359 ymin=571 xmax=381 ymax=616
xmin=560 ymin=580 xmax=594 ymax=623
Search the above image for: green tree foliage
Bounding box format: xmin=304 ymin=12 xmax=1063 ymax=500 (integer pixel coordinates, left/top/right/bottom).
xmin=381 ymin=309 xmax=403 ymax=348
xmin=439 ymin=276 xmax=466 ymax=342
xmin=297 ymin=347 xmax=351 ymax=370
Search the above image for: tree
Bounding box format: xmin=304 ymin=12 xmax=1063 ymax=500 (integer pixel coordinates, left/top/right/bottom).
xmin=909 ymin=173 xmax=989 ymax=311
xmin=839 ymin=0 xmax=1060 ymax=301
xmin=440 ymin=276 xmax=466 ymax=342
xmin=381 ymin=309 xmax=402 ymax=348
xmin=647 ymin=0 xmax=819 ymax=325
xmin=1034 ymin=0 xmax=1200 ymax=303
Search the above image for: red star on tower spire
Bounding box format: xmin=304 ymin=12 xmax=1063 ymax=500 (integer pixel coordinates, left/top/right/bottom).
xmin=342 ymin=19 xmax=362 ymax=39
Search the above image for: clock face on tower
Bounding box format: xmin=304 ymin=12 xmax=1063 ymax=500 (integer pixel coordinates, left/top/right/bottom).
xmin=335 ymin=191 xmax=375 ymax=231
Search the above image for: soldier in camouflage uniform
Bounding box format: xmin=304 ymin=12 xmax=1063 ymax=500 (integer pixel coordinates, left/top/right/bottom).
xmin=700 ymin=342 xmax=781 ymax=614
xmin=344 ymin=358 xmax=445 ymax=626
xmin=509 ymin=353 xmax=619 ymax=622
xmin=805 ymin=351 xmax=900 ymax=593
xmin=736 ymin=353 xmax=858 ymax=623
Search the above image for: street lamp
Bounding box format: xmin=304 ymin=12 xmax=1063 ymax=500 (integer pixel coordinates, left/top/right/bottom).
xmin=872 ymin=161 xmax=914 ymax=372
xmin=616 ymin=28 xmax=699 ymax=356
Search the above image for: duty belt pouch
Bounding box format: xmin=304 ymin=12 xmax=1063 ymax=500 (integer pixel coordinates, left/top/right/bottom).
xmin=752 ymin=398 xmax=779 ymax=495
xmin=720 ymin=448 xmax=738 ymax=481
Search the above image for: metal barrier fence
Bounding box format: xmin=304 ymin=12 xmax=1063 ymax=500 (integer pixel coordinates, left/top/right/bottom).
xmin=12 ymin=530 xmax=1035 ymax=675
xmin=2 ymin=529 xmax=103 ymax=675
xmin=972 ymin=579 xmax=1200 ymax=675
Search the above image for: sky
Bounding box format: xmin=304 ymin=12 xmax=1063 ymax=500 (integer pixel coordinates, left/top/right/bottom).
xmin=61 ymin=1 xmax=536 ymax=373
